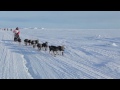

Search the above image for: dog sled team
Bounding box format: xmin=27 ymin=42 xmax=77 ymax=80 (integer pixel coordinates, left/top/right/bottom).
xmin=12 ymin=27 xmax=65 ymax=57
xmin=24 ymin=39 xmax=65 ymax=56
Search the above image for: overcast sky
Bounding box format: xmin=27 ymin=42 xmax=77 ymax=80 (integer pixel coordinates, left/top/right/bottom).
xmin=0 ymin=11 xmax=120 ymax=29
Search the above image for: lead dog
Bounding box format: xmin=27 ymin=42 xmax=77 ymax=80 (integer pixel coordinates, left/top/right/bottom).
xmin=49 ymin=45 xmax=65 ymax=56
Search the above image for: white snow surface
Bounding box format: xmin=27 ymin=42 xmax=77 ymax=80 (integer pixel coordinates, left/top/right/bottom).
xmin=0 ymin=28 xmax=120 ymax=79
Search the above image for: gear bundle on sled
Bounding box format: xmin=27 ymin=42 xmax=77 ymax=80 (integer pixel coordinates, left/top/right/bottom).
xmin=14 ymin=34 xmax=19 ymax=42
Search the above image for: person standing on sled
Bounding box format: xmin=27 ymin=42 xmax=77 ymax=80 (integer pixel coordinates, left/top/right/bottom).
xmin=13 ymin=27 xmax=20 ymax=41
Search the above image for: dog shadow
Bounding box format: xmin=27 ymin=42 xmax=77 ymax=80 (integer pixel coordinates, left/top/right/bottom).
xmin=2 ymin=39 xmax=38 ymax=55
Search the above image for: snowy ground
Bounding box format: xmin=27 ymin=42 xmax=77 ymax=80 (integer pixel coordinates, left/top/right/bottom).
xmin=0 ymin=28 xmax=120 ymax=79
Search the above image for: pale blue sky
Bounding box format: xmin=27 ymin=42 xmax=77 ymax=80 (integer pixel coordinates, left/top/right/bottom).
xmin=0 ymin=11 xmax=120 ymax=29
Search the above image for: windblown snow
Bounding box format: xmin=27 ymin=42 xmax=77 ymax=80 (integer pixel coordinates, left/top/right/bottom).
xmin=0 ymin=28 xmax=120 ymax=79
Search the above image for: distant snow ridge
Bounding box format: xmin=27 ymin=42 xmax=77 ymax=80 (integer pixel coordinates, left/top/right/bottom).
xmin=112 ymin=43 xmax=118 ymax=46
xmin=33 ymin=27 xmax=43 ymax=29
xmin=97 ymin=35 xmax=102 ymax=38
xmin=23 ymin=28 xmax=29 ymax=29
xmin=98 ymin=35 xmax=101 ymax=38
xmin=34 ymin=27 xmax=38 ymax=29
xmin=97 ymin=35 xmax=108 ymax=38
xmin=20 ymin=27 xmax=45 ymax=29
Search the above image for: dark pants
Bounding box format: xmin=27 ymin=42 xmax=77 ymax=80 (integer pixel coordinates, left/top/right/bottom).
xmin=14 ymin=34 xmax=19 ymax=41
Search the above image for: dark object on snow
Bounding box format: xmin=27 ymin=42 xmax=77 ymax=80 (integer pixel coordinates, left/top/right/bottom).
xmin=42 ymin=42 xmax=48 ymax=51
xmin=28 ymin=40 xmax=32 ymax=45
xmin=14 ymin=34 xmax=19 ymax=42
xmin=24 ymin=39 xmax=28 ymax=45
xmin=18 ymin=37 xmax=22 ymax=44
xmin=34 ymin=40 xmax=39 ymax=44
xmin=31 ymin=40 xmax=35 ymax=48
xmin=31 ymin=40 xmax=39 ymax=48
xmin=37 ymin=43 xmax=42 ymax=50
xmin=49 ymin=45 xmax=65 ymax=56
xmin=57 ymin=46 xmax=65 ymax=55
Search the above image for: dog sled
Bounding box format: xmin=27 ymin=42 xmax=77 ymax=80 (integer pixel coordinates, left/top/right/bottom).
xmin=14 ymin=34 xmax=19 ymax=42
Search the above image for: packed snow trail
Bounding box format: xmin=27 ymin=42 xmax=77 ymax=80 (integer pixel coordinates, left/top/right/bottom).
xmin=0 ymin=31 xmax=33 ymax=79
xmin=0 ymin=29 xmax=120 ymax=79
